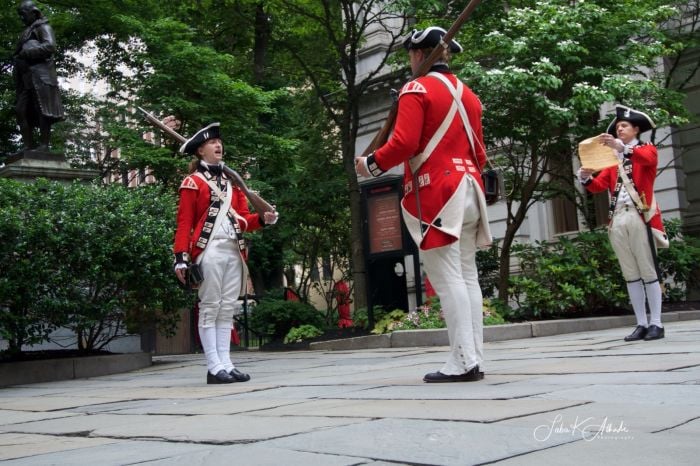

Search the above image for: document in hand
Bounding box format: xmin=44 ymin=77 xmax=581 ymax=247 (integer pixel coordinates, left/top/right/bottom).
xmin=578 ymin=136 xmax=619 ymax=171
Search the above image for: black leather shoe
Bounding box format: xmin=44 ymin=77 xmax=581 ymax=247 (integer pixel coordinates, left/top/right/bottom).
xmin=207 ymin=369 xmax=235 ymax=384
xmin=624 ymin=325 xmax=648 ymax=341
xmin=424 ymin=366 xmax=483 ymax=383
xmin=229 ymin=368 xmax=251 ymax=382
xmin=644 ymin=325 xmax=665 ymax=340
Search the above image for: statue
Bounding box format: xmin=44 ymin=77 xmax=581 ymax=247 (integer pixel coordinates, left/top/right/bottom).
xmin=12 ymin=0 xmax=65 ymax=152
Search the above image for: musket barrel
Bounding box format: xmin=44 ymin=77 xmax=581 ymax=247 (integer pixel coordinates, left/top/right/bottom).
xmin=360 ymin=0 xmax=483 ymax=157
xmin=137 ymin=107 xmax=187 ymax=144
xmin=137 ymin=107 xmax=275 ymax=215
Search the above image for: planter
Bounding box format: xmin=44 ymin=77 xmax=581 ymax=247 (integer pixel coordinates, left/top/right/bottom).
xmin=0 ymin=352 xmax=152 ymax=387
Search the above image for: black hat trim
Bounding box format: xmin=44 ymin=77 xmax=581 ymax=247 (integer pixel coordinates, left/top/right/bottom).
xmin=179 ymin=122 xmax=221 ymax=155
xmin=606 ymin=105 xmax=656 ymax=136
xmin=403 ymin=26 xmax=463 ymax=53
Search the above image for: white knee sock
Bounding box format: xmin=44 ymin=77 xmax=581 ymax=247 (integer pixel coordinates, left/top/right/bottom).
xmin=199 ymin=326 xmax=224 ymax=375
xmin=644 ymin=281 xmax=663 ymax=327
xmin=216 ymin=327 xmax=234 ymax=372
xmin=626 ymin=280 xmax=648 ymax=327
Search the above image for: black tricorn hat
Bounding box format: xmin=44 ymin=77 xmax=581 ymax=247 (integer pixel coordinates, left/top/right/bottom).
xmin=179 ymin=122 xmax=221 ymax=155
xmin=606 ymin=105 xmax=655 ymax=136
xmin=403 ymin=26 xmax=463 ymax=53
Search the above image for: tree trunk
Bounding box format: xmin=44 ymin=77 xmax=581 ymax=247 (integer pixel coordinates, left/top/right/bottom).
xmin=348 ymin=172 xmax=367 ymax=310
xmin=342 ymin=97 xmax=367 ymax=311
xmin=497 ymin=151 xmax=542 ymax=302
xmin=253 ymin=3 xmax=271 ymax=85
xmin=497 ymin=222 xmax=518 ymax=302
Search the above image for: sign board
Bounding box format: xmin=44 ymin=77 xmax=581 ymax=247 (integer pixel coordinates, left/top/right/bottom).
xmin=367 ymin=186 xmax=403 ymax=254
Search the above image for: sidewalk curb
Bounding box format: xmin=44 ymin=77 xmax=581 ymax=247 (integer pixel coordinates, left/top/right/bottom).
xmin=309 ymin=310 xmax=700 ymax=351
xmin=0 ymin=352 xmax=152 ymax=387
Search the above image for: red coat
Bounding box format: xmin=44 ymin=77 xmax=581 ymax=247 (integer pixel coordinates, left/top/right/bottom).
xmin=372 ymin=69 xmax=488 ymax=249
xmin=584 ymin=142 xmax=665 ymax=238
xmin=174 ymin=172 xmax=263 ymax=262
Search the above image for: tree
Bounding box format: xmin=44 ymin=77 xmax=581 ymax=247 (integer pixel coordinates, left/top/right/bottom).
xmin=0 ymin=179 xmax=189 ymax=354
xmin=264 ymin=0 xmax=425 ymax=309
xmin=451 ymin=0 xmax=692 ymax=301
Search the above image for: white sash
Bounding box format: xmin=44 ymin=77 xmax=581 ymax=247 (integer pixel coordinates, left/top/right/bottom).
xmin=428 ymin=72 xmax=493 ymax=247
xmin=616 ymin=162 xmax=668 ymax=248
xmin=193 ymin=172 xmax=233 ymax=265
xmin=193 ymin=172 xmax=250 ymax=294
xmin=428 ymin=72 xmax=479 ymax=159
xmin=408 ymin=74 xmax=463 ymax=174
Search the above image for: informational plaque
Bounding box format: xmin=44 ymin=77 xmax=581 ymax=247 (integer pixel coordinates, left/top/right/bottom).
xmin=367 ymin=189 xmax=403 ymax=254
xmin=578 ymin=136 xmax=619 ymax=171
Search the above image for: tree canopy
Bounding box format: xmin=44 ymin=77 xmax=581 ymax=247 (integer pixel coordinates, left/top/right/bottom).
xmin=0 ymin=0 xmax=697 ymax=309
xmin=449 ymin=0 xmax=694 ymax=300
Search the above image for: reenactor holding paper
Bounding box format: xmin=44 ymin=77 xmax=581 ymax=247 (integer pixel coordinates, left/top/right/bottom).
xmin=578 ymin=106 xmax=668 ymax=342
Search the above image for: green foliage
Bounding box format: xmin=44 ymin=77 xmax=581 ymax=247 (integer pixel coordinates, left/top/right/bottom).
xmin=483 ymin=300 xmax=507 ymax=326
xmin=371 ymin=309 xmax=407 ymax=335
xmin=249 ymin=297 xmax=325 ymax=340
xmin=283 ymin=324 xmax=323 ymax=344
xmin=393 ymin=300 xmax=444 ymax=331
xmin=377 ymin=296 xmax=508 ymax=333
xmin=476 ymin=243 xmax=500 ymax=298
xmin=0 ymin=180 xmax=63 ymax=353
xmin=0 ymin=179 xmax=189 ymax=354
xmin=658 ymin=219 xmax=700 ymax=302
xmin=351 ymin=305 xmax=388 ymax=331
xmin=507 ymin=230 xmax=628 ymax=320
xmin=502 ymin=220 xmax=700 ymax=319
xmin=351 ymin=307 xmax=369 ymax=330
xmin=452 ymin=0 xmax=694 ymax=301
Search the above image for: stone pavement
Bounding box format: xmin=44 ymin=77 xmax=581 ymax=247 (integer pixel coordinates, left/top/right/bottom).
xmin=1 ymin=320 xmax=699 ymax=465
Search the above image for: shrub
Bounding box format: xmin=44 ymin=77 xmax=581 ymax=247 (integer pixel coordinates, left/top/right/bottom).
xmin=502 ymin=220 xmax=700 ymax=320
xmin=351 ymin=307 xmax=368 ymax=329
xmin=483 ymin=300 xmax=507 ymax=325
xmin=0 ymin=179 xmax=190 ymax=355
xmin=284 ymin=324 xmax=323 ymax=344
xmin=476 ymin=243 xmax=500 ymax=298
xmin=351 ymin=305 xmax=387 ymax=330
xmin=507 ymin=229 xmax=628 ymax=320
xmin=371 ymin=309 xmax=407 ymax=334
xmin=657 ymin=219 xmax=700 ymax=302
xmin=249 ymin=297 xmax=324 ymax=340
xmin=393 ymin=299 xmax=444 ymax=331
xmin=390 ymin=297 xmax=507 ymax=332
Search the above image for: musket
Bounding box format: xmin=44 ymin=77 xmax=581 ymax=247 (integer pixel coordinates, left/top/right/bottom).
xmin=360 ymin=0 xmax=483 ymax=157
xmin=137 ymin=106 xmax=276 ymax=215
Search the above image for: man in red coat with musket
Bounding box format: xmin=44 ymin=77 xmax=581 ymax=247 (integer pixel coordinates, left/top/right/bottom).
xmin=579 ymin=105 xmax=668 ymax=342
xmin=356 ymin=27 xmax=492 ymax=382
xmin=174 ymin=122 xmax=278 ymax=384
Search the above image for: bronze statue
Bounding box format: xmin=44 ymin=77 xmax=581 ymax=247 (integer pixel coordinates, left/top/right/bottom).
xmin=13 ymin=0 xmax=64 ymax=151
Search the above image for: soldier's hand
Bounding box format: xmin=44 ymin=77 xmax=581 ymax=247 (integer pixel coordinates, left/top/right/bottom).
xmin=355 ymin=157 xmax=371 ymax=178
xmin=162 ymin=115 xmax=181 ymax=131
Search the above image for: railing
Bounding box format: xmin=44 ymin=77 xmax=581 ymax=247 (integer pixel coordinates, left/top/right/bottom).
xmin=233 ymin=294 xmax=271 ymax=349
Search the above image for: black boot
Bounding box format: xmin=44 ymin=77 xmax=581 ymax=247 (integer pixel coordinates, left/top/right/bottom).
xmin=229 ymin=368 xmax=251 ymax=382
xmin=207 ymin=369 xmax=235 ymax=384
xmin=644 ymin=325 xmax=665 ymax=340
xmin=624 ymin=325 xmax=648 ymax=341
xmin=423 ymin=365 xmax=483 ymax=383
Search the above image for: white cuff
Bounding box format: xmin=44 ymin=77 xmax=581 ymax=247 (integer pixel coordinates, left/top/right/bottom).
xmin=576 ymin=169 xmax=591 ymax=184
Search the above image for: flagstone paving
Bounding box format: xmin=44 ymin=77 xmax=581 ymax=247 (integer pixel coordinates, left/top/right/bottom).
xmin=1 ymin=320 xmax=699 ymax=465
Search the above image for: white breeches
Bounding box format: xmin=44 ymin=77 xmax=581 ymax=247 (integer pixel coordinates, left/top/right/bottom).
xmin=421 ymin=183 xmax=483 ymax=375
xmin=197 ymin=236 xmax=243 ymax=329
xmin=608 ymin=207 xmax=657 ymax=283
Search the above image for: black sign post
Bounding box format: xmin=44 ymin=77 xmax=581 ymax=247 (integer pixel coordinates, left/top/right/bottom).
xmin=361 ymin=175 xmax=421 ymax=329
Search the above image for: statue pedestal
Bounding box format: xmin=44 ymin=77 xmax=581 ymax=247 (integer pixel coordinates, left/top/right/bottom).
xmin=0 ymin=149 xmax=99 ymax=183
